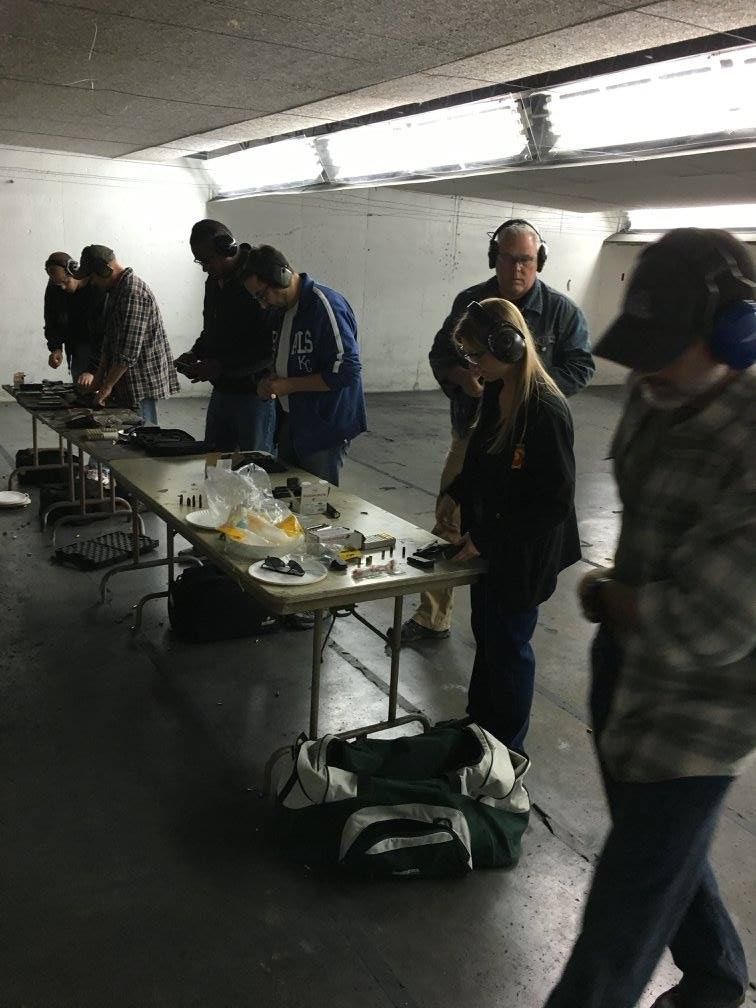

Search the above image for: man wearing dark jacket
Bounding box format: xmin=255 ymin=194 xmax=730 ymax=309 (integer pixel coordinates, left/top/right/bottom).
xmin=175 ymin=220 xmax=275 ymax=452
xmin=401 ymin=219 xmax=595 ymax=643
xmin=44 ymin=251 xmax=107 ymax=384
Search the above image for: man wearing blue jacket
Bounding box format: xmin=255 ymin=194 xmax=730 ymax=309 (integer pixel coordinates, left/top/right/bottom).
xmin=241 ymin=245 xmax=367 ymax=486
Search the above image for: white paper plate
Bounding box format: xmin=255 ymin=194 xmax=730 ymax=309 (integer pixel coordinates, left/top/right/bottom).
xmin=0 ymin=490 xmax=31 ymax=508
xmin=248 ymin=556 xmax=328 ymax=586
xmin=184 ymin=509 xmax=223 ymax=530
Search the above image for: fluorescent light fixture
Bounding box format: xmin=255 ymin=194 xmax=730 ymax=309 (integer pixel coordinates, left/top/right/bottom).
xmin=550 ymin=45 xmax=756 ymax=153
xmin=205 ymin=136 xmax=323 ymax=197
xmin=629 ymin=204 xmax=756 ymax=231
xmin=318 ymin=97 xmax=526 ymax=183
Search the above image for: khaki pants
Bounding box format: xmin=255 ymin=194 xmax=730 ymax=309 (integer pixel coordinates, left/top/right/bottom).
xmin=411 ymin=430 xmax=470 ymax=632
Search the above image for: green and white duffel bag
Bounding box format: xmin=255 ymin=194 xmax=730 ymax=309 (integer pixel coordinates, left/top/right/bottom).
xmin=270 ymin=723 xmax=530 ymax=878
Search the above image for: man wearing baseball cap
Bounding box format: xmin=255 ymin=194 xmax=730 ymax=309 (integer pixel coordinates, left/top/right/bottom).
xmin=544 ymin=228 xmax=756 ymax=1008
xmin=73 ymin=245 xmax=179 ymax=423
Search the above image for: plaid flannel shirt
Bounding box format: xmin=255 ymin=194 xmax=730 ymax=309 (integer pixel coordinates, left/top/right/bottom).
xmin=599 ymin=368 xmax=756 ymax=782
xmin=101 ymin=269 xmax=179 ymax=405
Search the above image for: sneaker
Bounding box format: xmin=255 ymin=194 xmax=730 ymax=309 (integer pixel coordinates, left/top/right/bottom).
xmin=284 ymin=611 xmax=316 ymax=631
xmin=650 ymin=985 xmax=746 ymax=1008
xmin=396 ymin=618 xmax=450 ymax=643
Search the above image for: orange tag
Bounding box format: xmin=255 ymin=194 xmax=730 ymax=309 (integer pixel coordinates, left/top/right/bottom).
xmin=512 ymin=443 xmax=525 ymax=469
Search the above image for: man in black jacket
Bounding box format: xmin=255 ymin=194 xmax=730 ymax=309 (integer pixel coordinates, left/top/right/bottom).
xmin=401 ymin=219 xmax=595 ymax=643
xmin=44 ymin=251 xmax=107 ymax=384
xmin=175 ymin=220 xmax=275 ymax=451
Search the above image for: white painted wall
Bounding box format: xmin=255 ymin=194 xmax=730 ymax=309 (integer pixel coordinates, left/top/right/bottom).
xmin=210 ymin=188 xmax=624 ymax=389
xmin=0 ymin=145 xmax=210 ymax=398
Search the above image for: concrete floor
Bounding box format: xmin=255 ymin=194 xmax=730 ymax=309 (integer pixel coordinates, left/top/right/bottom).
xmin=0 ymin=388 xmax=753 ymax=1008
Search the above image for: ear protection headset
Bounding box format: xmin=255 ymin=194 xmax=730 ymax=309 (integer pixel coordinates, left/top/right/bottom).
xmin=44 ymin=254 xmax=77 ymax=277
xmin=488 ymin=219 xmax=548 ymax=272
xmin=212 ymin=230 xmax=238 ymax=258
xmin=466 ymin=301 xmax=525 ymax=363
xmin=246 ymin=246 xmax=293 ymax=289
xmin=698 ymin=241 xmax=756 ymax=371
xmin=87 ymin=254 xmax=113 ymax=278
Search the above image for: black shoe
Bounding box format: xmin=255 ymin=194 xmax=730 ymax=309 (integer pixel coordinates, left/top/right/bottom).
xmin=397 ymin=618 xmax=450 ymax=643
xmin=650 ymin=985 xmax=746 ymax=1008
xmin=284 ymin=611 xmax=316 ymax=631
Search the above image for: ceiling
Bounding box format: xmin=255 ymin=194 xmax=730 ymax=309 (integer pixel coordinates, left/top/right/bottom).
xmin=1 ymin=0 xmax=755 ymax=211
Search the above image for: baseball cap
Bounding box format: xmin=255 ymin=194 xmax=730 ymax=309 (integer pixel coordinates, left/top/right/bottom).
xmin=595 ymin=228 xmax=756 ymax=373
xmin=71 ymin=244 xmax=115 ymax=279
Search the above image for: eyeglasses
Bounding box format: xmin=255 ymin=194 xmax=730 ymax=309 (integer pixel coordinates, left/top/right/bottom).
xmin=460 ymin=349 xmax=487 ymax=363
xmin=496 ymin=252 xmax=536 ymax=268
xmin=261 ymin=555 xmax=305 ymax=577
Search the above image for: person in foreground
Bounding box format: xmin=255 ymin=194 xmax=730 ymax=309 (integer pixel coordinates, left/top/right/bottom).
xmin=442 ymin=298 xmax=581 ymax=752
xmin=544 ymin=228 xmax=756 ymax=1008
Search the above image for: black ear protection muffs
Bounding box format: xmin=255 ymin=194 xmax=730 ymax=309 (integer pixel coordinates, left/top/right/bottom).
xmin=213 ymin=230 xmax=238 ymax=258
xmin=89 ymin=255 xmax=113 ymax=278
xmin=487 ymin=218 xmax=548 ymax=272
xmin=466 ymin=301 xmax=526 ymax=363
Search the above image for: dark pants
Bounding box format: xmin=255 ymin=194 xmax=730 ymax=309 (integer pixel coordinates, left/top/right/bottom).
xmin=204 ymin=389 xmax=276 ymax=453
xmin=467 ymin=576 xmax=539 ymax=753
xmin=277 ymin=412 xmax=347 ymax=487
xmin=545 ymin=627 xmax=748 ymax=1008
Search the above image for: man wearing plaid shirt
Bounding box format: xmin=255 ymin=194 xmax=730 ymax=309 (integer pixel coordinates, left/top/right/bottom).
xmin=72 ymin=245 xmax=179 ymax=424
xmin=545 ymin=229 xmax=756 ymax=1008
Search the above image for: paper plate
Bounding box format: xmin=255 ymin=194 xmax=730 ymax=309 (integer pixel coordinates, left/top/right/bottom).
xmin=248 ymin=556 xmax=328 ymax=586
xmin=184 ymin=509 xmax=223 ymax=530
xmin=0 ymin=490 xmax=31 ymax=508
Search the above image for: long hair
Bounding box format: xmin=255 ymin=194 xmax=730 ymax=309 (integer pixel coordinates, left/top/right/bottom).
xmin=453 ymin=298 xmax=564 ymax=453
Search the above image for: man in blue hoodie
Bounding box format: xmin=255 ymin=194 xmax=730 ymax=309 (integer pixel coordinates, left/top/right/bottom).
xmin=241 ymin=245 xmax=367 ymax=486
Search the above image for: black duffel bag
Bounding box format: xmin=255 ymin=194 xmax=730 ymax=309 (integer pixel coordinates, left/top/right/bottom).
xmin=168 ymin=563 xmax=278 ymax=642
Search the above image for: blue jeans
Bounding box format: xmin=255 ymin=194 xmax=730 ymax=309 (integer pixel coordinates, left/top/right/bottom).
xmin=138 ymin=398 xmax=158 ymax=426
xmin=545 ymin=627 xmax=748 ymax=1008
xmin=277 ymin=412 xmax=347 ymax=487
xmin=467 ymin=577 xmax=539 ymax=753
xmin=204 ymin=389 xmax=276 ymax=453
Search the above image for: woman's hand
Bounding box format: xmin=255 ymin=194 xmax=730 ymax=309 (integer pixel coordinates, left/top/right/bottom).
xmin=451 ymin=532 xmax=480 ymax=562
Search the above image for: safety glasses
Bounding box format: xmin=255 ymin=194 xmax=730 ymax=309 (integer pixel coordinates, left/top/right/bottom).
xmin=261 ymin=556 xmax=305 ymax=577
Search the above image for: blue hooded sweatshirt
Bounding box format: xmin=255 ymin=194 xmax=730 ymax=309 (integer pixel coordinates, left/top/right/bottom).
xmin=271 ymin=273 xmax=368 ymax=457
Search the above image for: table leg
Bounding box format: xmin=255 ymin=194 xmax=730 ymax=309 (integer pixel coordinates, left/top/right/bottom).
xmin=78 ymin=449 xmax=86 ymax=515
xmin=58 ymin=435 xmax=64 ymax=463
xmin=32 ymin=415 xmax=38 ymax=465
xmin=67 ymin=437 xmax=75 ymax=501
xmin=309 ymin=609 xmax=326 ymax=739
xmin=388 ymin=595 xmax=403 ymax=722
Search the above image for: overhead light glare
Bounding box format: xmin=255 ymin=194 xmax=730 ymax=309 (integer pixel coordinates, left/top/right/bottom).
xmin=629 ymin=204 xmax=756 ymax=231
xmin=318 ymin=97 xmax=526 ymax=183
xmin=549 ymin=44 xmax=756 ymax=153
xmin=205 ymin=136 xmax=323 ymax=197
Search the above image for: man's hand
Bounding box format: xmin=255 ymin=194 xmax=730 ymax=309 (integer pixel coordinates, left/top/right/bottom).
xmin=95 ymin=381 xmax=114 ymax=407
xmin=181 ymin=358 xmax=220 ymax=382
xmin=257 ymin=376 xmax=278 ymax=400
xmin=77 ymin=372 xmax=95 ymax=388
xmin=48 ymin=350 xmax=63 ymax=369
xmin=433 ymin=492 xmax=459 ymax=541
xmin=451 ymin=532 xmax=480 ymax=562
xmin=268 ymin=376 xmax=292 ymax=398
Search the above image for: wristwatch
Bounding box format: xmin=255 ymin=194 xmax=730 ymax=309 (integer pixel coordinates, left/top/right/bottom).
xmin=583 ymin=576 xmax=612 ymax=624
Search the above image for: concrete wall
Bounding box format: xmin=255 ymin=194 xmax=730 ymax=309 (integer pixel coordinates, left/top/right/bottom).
xmin=0 ymin=145 xmax=210 ymax=396
xmin=210 ymin=188 xmax=624 ymax=389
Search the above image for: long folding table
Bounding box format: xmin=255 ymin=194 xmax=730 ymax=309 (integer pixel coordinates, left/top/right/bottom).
xmin=107 ymin=454 xmax=485 ymax=743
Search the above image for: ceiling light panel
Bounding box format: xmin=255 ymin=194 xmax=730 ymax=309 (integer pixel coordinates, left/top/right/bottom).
xmin=205 ymin=137 xmax=324 ymax=197
xmin=318 ymin=98 xmax=527 ymax=183
xmin=549 ymin=45 xmax=756 ymax=154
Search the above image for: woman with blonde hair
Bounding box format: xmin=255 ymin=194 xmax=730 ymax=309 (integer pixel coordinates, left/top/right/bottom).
xmin=442 ymin=297 xmax=581 ymax=752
